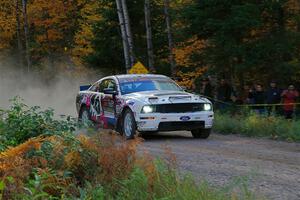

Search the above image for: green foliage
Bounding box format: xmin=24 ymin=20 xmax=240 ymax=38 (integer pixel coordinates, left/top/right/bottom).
xmin=20 ymin=173 xmax=58 ymax=200
xmin=213 ymin=111 xmax=300 ymax=142
xmin=182 ymin=0 xmax=300 ymax=85
xmin=115 ymin=168 xmax=149 ymax=200
xmin=0 ymin=100 xmax=264 ymax=199
xmin=0 ymin=97 xmax=76 ymax=151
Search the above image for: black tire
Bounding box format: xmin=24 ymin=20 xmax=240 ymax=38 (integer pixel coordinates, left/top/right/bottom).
xmin=121 ymin=109 xmax=136 ymax=139
xmin=191 ymin=129 xmax=211 ymax=139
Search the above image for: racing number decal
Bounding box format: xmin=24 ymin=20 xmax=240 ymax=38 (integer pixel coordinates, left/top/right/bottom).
xmin=90 ymin=94 xmax=102 ymax=120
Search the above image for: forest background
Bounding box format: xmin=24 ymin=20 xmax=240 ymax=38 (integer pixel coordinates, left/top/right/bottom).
xmin=1 ymin=0 xmax=300 ymax=90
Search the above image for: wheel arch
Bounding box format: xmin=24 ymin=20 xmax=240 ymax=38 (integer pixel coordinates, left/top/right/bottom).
xmin=116 ymin=106 xmax=134 ymax=131
xmin=79 ymin=103 xmax=89 ymax=117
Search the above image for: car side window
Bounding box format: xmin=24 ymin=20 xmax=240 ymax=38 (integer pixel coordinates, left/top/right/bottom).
xmin=90 ymin=82 xmax=100 ymax=92
xmin=99 ymin=80 xmax=108 ymax=93
xmin=106 ymin=79 xmax=116 ymax=90
xmin=98 ymin=79 xmax=117 ymax=93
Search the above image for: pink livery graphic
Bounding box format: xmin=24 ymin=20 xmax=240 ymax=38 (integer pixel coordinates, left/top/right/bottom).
xmin=76 ymin=74 xmax=214 ymax=139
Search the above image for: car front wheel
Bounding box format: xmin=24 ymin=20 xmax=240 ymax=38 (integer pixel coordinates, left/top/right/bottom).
xmin=191 ymin=129 xmax=211 ymax=139
xmin=122 ymin=109 xmax=136 ymax=139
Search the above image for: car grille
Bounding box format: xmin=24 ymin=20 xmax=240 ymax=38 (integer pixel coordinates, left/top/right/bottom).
xmin=159 ymin=121 xmax=205 ymax=131
xmin=155 ymin=103 xmax=204 ymax=113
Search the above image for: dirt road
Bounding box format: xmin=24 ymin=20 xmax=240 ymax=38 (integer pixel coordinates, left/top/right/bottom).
xmin=140 ymin=132 xmax=300 ymax=200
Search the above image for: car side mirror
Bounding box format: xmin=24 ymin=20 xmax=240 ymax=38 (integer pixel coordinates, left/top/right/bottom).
xmin=104 ymin=88 xmax=118 ymax=95
xmin=181 ymin=86 xmax=187 ymax=90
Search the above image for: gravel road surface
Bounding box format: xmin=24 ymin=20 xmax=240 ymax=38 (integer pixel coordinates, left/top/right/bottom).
xmin=140 ymin=132 xmax=300 ymax=200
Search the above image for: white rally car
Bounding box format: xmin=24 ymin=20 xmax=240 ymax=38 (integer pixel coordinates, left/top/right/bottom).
xmin=76 ymin=74 xmax=214 ymax=139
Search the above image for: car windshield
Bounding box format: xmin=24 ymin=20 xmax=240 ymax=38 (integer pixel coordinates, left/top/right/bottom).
xmin=119 ymin=78 xmax=183 ymax=95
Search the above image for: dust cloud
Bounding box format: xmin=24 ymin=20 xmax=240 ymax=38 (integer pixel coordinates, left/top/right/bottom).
xmin=0 ymin=58 xmax=102 ymax=117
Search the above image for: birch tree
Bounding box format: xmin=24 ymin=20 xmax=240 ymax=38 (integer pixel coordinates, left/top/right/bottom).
xmin=116 ymin=0 xmax=130 ymax=72
xmin=144 ymin=0 xmax=155 ymax=72
xmin=22 ymin=0 xmax=31 ymax=73
xmin=121 ymin=0 xmax=135 ymax=66
xmin=15 ymin=0 xmax=23 ymax=70
xmin=164 ymin=0 xmax=176 ymax=77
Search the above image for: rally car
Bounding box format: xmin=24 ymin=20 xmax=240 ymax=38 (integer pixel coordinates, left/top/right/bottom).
xmin=76 ymin=74 xmax=214 ymax=139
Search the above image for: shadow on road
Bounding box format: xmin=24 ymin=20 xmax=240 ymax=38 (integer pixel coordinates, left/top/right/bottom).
xmin=140 ymin=131 xmax=195 ymax=141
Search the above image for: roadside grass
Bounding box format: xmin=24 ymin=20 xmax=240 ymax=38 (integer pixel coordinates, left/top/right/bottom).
xmin=0 ymin=99 xmax=264 ymax=199
xmin=213 ymin=111 xmax=300 ymax=142
xmin=0 ymin=133 xmax=263 ymax=200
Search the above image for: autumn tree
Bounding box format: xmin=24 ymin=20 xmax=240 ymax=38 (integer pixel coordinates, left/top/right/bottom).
xmin=72 ymin=0 xmax=102 ymax=67
xmin=28 ymin=0 xmax=79 ymax=70
xmin=22 ymin=0 xmax=31 ymax=72
xmin=0 ymin=1 xmax=16 ymax=50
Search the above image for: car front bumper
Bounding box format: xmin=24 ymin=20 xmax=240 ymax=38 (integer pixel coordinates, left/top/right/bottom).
xmin=136 ymin=111 xmax=214 ymax=132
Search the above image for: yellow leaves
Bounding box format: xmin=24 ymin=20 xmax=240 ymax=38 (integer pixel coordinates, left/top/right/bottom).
xmin=177 ymin=67 xmax=208 ymax=89
xmin=174 ymin=36 xmax=209 ymax=89
xmin=72 ymin=1 xmax=102 ymax=62
xmin=64 ymin=151 xmax=81 ymax=168
xmin=284 ymin=0 xmax=300 ymax=31
xmin=0 ymin=0 xmax=16 ymax=49
xmin=284 ymin=0 xmax=300 ymax=13
xmin=174 ymin=36 xmax=207 ymax=67
xmin=0 ymin=137 xmax=43 ymax=160
xmin=0 ymin=137 xmax=46 ymax=196
xmin=36 ymin=30 xmax=63 ymax=44
xmin=28 ymin=0 xmax=77 ymax=53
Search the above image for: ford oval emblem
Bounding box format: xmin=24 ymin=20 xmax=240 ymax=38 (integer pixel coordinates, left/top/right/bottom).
xmin=180 ymin=116 xmax=191 ymax=121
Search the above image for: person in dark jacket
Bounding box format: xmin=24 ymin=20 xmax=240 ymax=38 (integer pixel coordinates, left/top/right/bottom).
xmin=236 ymin=84 xmax=254 ymax=105
xmin=266 ymin=81 xmax=282 ymax=115
xmin=252 ymin=84 xmax=266 ymax=114
xmin=216 ymin=79 xmax=233 ymax=110
xmin=200 ymin=78 xmax=213 ymax=98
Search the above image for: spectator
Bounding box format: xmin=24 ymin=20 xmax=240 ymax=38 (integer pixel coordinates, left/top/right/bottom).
xmin=266 ymin=81 xmax=282 ymax=115
xmin=236 ymin=84 xmax=254 ymax=104
xmin=281 ymin=85 xmax=299 ymax=119
xmin=216 ymin=79 xmax=233 ymax=109
xmin=252 ymin=84 xmax=266 ymax=114
xmin=200 ymin=78 xmax=213 ymax=98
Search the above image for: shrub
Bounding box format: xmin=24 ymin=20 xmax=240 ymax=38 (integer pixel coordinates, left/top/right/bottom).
xmin=0 ymin=132 xmax=262 ymax=200
xmin=213 ymin=111 xmax=300 ymax=142
xmin=0 ymin=97 xmax=76 ymax=150
xmin=0 ymin=99 xmax=263 ymax=199
xmin=0 ymin=132 xmax=142 ymax=199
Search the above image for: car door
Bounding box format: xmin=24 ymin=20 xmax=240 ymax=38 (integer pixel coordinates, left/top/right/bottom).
xmin=88 ymin=81 xmax=102 ymax=122
xmin=100 ymin=79 xmax=118 ymax=128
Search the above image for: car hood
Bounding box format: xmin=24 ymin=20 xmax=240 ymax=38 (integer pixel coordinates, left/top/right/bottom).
xmin=123 ymin=90 xmax=211 ymax=104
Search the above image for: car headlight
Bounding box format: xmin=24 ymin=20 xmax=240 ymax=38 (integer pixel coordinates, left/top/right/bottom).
xmin=141 ymin=105 xmax=154 ymax=113
xmin=204 ymin=103 xmax=212 ymax=111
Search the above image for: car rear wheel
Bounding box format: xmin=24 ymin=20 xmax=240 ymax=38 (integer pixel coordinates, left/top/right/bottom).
xmin=191 ymin=129 xmax=211 ymax=139
xmin=78 ymin=106 xmax=92 ymax=127
xmin=122 ymin=109 xmax=136 ymax=139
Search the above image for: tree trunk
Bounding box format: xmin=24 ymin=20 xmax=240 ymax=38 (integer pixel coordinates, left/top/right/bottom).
xmin=15 ymin=0 xmax=23 ymax=71
xmin=22 ymin=0 xmax=31 ymax=73
xmin=121 ymin=0 xmax=135 ymax=66
xmin=144 ymin=0 xmax=155 ymax=72
xmin=116 ymin=0 xmax=131 ymax=72
xmin=163 ymin=0 xmax=176 ymax=77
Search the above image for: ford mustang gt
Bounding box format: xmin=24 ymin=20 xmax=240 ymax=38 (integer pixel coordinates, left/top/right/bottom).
xmin=76 ymin=74 xmax=214 ymax=139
